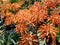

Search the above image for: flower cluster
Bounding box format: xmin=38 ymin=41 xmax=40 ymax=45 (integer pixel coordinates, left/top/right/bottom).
xmin=15 ymin=2 xmax=48 ymax=25
xmin=0 ymin=0 xmax=60 ymax=45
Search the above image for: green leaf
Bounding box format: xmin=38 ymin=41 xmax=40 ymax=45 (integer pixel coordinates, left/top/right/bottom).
xmin=0 ymin=30 xmax=19 ymax=45
xmin=40 ymin=2 xmax=44 ymax=5
xmin=0 ymin=1 xmax=3 ymax=5
xmin=20 ymin=1 xmax=30 ymax=9
xmin=56 ymin=37 xmax=60 ymax=43
xmin=9 ymin=9 xmax=18 ymax=14
xmin=10 ymin=0 xmax=18 ymax=3
xmin=57 ymin=27 xmax=60 ymax=37
xmin=47 ymin=8 xmax=53 ymax=15
xmin=10 ymin=39 xmax=16 ymax=44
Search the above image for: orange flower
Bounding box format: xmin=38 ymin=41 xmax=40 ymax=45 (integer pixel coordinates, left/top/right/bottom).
xmin=57 ymin=0 xmax=60 ymax=5
xmin=15 ymin=9 xmax=31 ymax=24
xmin=19 ymin=34 xmax=38 ymax=45
xmin=48 ymin=15 xmax=60 ymax=26
xmin=5 ymin=16 xmax=15 ymax=25
xmin=51 ymin=6 xmax=60 ymax=15
xmin=15 ymin=23 xmax=27 ymax=35
xmin=15 ymin=2 xmax=48 ymax=26
xmin=11 ymin=3 xmax=20 ymax=10
xmin=0 ymin=10 xmax=6 ymax=18
xmin=29 ymin=2 xmax=48 ymax=23
xmin=3 ymin=3 xmax=11 ymax=10
xmin=15 ymin=9 xmax=38 ymax=25
xmin=19 ymin=34 xmax=31 ymax=45
xmin=38 ymin=24 xmax=58 ymax=37
xmin=5 ymin=12 xmax=15 ymax=25
xmin=16 ymin=2 xmax=48 ymax=25
xmin=38 ymin=24 xmax=58 ymax=45
xmin=41 ymin=0 xmax=57 ymax=8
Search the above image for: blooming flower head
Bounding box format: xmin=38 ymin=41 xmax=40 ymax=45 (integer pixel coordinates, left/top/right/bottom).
xmin=29 ymin=2 xmax=48 ymax=24
xmin=5 ymin=12 xmax=15 ymax=25
xmin=38 ymin=24 xmax=58 ymax=44
xmin=11 ymin=3 xmax=20 ymax=11
xmin=41 ymin=0 xmax=57 ymax=8
xmin=19 ymin=33 xmax=38 ymax=45
xmin=48 ymin=14 xmax=60 ymax=26
xmin=15 ymin=23 xmax=27 ymax=35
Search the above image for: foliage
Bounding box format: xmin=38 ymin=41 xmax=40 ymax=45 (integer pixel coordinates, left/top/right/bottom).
xmin=0 ymin=30 xmax=19 ymax=45
xmin=0 ymin=16 xmax=19 ymax=45
xmin=20 ymin=1 xmax=30 ymax=9
xmin=47 ymin=8 xmax=53 ymax=15
xmin=20 ymin=0 xmax=41 ymax=9
xmin=56 ymin=27 xmax=60 ymax=44
xmin=10 ymin=0 xmax=18 ymax=3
